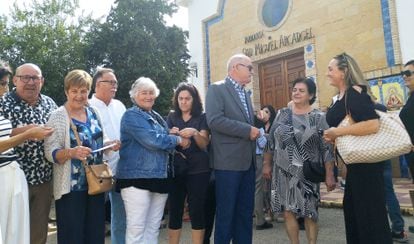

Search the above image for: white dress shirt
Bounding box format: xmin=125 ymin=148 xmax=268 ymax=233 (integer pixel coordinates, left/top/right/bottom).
xmin=89 ymin=94 xmax=126 ymax=175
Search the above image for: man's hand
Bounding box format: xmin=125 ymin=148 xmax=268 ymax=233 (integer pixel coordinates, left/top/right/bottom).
xmin=105 ymin=140 xmax=121 ymax=152
xmin=249 ymin=126 xmax=260 ymax=140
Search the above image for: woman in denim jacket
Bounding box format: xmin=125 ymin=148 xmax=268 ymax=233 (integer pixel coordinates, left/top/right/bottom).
xmin=116 ymin=77 xmax=190 ymax=244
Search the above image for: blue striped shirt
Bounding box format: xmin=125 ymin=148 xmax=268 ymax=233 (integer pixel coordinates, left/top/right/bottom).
xmin=228 ymin=76 xmax=251 ymax=121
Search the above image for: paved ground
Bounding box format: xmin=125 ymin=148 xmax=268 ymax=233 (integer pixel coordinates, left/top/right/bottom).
xmin=46 ymin=178 xmax=414 ymax=243
xmin=47 ymin=207 xmax=414 ymax=243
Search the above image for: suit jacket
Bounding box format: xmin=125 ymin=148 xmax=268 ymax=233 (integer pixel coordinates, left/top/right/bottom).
xmin=205 ymin=77 xmax=256 ymax=171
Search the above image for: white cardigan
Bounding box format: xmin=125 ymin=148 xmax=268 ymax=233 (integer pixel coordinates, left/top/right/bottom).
xmin=44 ymin=106 xmax=108 ymax=200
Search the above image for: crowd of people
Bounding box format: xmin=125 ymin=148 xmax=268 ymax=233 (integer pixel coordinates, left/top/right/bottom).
xmin=0 ymin=52 xmax=413 ymax=244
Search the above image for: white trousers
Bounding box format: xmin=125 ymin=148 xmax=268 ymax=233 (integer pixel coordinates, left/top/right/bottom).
xmin=121 ymin=186 xmax=168 ymax=244
xmin=0 ymin=162 xmax=30 ymax=244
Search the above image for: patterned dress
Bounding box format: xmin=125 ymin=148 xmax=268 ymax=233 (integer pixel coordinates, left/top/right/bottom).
xmin=266 ymin=108 xmax=333 ymax=221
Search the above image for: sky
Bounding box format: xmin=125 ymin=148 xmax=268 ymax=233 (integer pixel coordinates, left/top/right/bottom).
xmin=0 ymin=0 xmax=188 ymax=30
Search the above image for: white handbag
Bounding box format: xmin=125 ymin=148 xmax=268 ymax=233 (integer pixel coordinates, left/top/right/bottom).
xmin=336 ymin=109 xmax=412 ymax=164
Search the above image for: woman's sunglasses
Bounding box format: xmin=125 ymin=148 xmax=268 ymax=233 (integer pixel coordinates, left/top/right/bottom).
xmin=401 ymin=70 xmax=414 ymax=77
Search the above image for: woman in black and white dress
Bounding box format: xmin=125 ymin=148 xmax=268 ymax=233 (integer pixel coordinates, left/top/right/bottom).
xmin=263 ymin=77 xmax=336 ymax=244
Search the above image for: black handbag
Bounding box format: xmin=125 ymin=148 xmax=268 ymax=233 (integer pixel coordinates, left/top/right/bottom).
xmin=293 ymin=135 xmax=326 ymax=183
xmin=302 ymin=158 xmax=325 ymax=183
xmin=288 ymin=109 xmax=326 ymax=183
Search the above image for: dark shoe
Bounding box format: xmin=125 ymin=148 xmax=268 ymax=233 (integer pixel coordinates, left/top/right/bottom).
xmin=392 ymin=231 xmax=408 ymax=243
xmin=159 ymin=218 xmax=167 ymax=229
xmin=105 ymin=222 xmax=111 ymax=236
xmin=409 ymin=226 xmax=414 ymax=233
xmin=256 ymin=222 xmax=273 ymax=230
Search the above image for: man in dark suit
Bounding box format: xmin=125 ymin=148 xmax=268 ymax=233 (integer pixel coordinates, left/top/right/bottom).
xmin=206 ymin=53 xmax=260 ymax=244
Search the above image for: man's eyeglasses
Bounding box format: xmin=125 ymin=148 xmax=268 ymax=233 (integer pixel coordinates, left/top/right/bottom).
xmin=99 ymin=80 xmax=118 ymax=86
xmin=238 ymin=63 xmax=254 ymax=72
xmin=16 ymin=75 xmax=43 ymax=83
xmin=401 ymin=70 xmax=414 ymax=77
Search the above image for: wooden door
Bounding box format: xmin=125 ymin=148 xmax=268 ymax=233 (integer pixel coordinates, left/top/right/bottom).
xmin=259 ymin=51 xmax=305 ymax=110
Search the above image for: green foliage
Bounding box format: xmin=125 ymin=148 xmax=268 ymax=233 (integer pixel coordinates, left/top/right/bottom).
xmin=0 ymin=0 xmax=97 ymax=105
xmin=86 ymin=0 xmax=190 ymax=115
xmin=0 ymin=0 xmax=190 ymax=113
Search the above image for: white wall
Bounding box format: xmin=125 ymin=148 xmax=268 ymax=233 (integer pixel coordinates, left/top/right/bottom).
xmin=179 ymin=0 xmax=219 ymax=100
xmin=396 ymin=0 xmax=414 ymax=64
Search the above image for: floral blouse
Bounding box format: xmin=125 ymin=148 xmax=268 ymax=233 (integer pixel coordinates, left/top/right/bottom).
xmin=69 ymin=107 xmax=104 ymax=191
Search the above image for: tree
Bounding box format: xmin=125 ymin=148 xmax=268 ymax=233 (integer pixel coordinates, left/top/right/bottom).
xmin=86 ymin=0 xmax=190 ymax=115
xmin=0 ymin=0 xmax=97 ymax=105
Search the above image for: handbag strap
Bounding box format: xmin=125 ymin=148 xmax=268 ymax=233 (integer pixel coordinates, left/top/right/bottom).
xmin=344 ymin=90 xmax=349 ymax=116
xmin=333 ymin=90 xmax=350 ymax=165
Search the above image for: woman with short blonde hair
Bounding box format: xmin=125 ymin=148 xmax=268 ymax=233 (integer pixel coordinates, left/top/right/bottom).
xmin=45 ymin=69 xmax=120 ymax=244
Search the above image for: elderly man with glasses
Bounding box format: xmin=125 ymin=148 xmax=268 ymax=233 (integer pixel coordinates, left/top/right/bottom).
xmin=206 ymin=53 xmax=260 ymax=244
xmin=0 ymin=63 xmax=57 ymax=244
xmin=89 ymin=68 xmax=126 ymax=244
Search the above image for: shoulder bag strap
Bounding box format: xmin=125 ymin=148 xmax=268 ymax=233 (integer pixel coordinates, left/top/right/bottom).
xmin=334 ymin=91 xmax=350 ymax=165
xmin=344 ymin=91 xmax=348 ymax=115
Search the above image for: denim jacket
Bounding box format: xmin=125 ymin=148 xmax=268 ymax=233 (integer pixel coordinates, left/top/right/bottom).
xmin=117 ymin=106 xmax=178 ymax=179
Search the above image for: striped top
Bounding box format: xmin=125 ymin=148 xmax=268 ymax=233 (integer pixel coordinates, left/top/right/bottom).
xmin=0 ymin=115 xmax=18 ymax=166
xmin=228 ymin=76 xmax=251 ymax=122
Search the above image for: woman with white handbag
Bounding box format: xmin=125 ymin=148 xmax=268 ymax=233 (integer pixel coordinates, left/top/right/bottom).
xmin=323 ymin=53 xmax=392 ymax=244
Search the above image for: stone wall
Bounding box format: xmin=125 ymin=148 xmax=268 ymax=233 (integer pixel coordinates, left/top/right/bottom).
xmin=203 ymin=0 xmax=401 ymax=108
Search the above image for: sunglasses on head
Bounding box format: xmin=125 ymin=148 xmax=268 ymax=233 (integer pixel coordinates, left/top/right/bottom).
xmin=401 ymin=70 xmax=414 ymax=77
